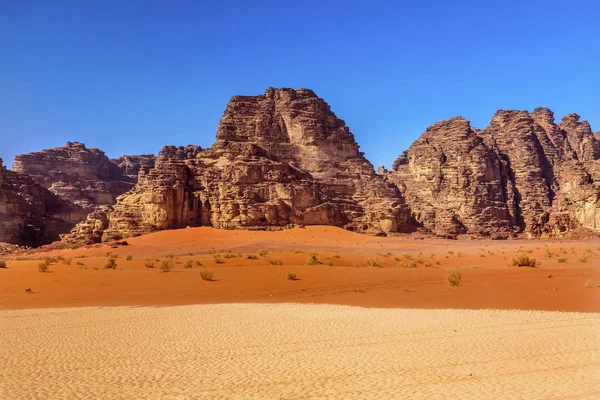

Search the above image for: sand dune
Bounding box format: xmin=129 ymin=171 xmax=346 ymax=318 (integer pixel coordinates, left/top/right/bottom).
xmin=1 ymin=304 xmax=599 ymax=399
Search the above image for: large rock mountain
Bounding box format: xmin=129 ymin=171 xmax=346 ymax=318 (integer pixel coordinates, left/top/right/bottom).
xmin=388 ymin=108 xmax=600 ymax=238
xmin=67 ymin=88 xmax=412 ymax=243
xmin=0 ymin=158 xmax=86 ymax=246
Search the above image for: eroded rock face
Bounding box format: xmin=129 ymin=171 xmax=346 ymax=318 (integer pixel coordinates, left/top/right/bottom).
xmin=12 ymin=142 xmax=136 ymax=211
xmin=73 ymin=88 xmax=413 ymax=242
xmin=389 ymin=107 xmax=600 ymax=237
xmin=110 ymin=154 xmax=156 ymax=180
xmin=0 ymin=158 xmax=86 ymax=245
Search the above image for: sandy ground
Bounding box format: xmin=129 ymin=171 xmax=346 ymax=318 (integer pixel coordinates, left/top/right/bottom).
xmin=1 ymin=303 xmax=599 ymax=399
xmin=0 ymin=226 xmax=599 ymax=311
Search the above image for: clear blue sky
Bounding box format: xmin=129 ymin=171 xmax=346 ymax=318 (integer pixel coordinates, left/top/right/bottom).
xmin=1 ymin=0 xmax=599 ymax=170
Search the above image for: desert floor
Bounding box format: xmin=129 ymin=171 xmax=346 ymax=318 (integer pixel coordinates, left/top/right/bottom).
xmin=1 ymin=226 xmax=599 ymax=399
xmin=0 ymin=226 xmax=599 ymax=311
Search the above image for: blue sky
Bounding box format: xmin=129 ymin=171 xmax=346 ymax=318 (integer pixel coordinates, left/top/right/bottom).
xmin=1 ymin=0 xmax=599 ymax=170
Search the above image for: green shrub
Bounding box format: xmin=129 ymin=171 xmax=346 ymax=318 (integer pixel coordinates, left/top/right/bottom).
xmin=446 ymin=270 xmax=461 ymax=286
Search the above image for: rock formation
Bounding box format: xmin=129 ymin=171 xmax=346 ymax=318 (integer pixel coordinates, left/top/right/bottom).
xmin=12 ymin=142 xmax=137 ymax=211
xmin=0 ymin=158 xmax=86 ymax=245
xmin=67 ymin=88 xmax=413 ymax=243
xmin=110 ymin=154 xmax=156 ymax=180
xmin=388 ymin=108 xmax=600 ymax=238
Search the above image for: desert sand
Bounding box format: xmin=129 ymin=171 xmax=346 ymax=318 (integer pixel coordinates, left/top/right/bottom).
xmin=0 ymin=226 xmax=599 ymax=311
xmin=1 ymin=304 xmax=599 ymax=399
xmin=2 ymin=226 xmax=600 ymax=399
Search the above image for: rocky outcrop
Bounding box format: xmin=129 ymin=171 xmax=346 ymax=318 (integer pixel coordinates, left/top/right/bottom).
xmin=110 ymin=154 xmax=156 ymax=180
xmin=12 ymin=142 xmax=136 ymax=211
xmin=0 ymin=158 xmax=85 ymax=245
xmin=68 ymin=88 xmax=413 ymax=242
xmin=389 ymin=107 xmax=600 ymax=238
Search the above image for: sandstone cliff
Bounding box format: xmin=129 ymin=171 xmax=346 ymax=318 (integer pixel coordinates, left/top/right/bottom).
xmin=389 ymin=108 xmax=600 ymax=238
xmin=0 ymin=158 xmax=86 ymax=245
xmin=110 ymin=154 xmax=156 ymax=180
xmin=67 ymin=88 xmax=413 ymax=243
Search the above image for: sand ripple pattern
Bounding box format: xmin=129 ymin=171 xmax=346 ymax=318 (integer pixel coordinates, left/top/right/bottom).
xmin=1 ymin=304 xmax=599 ymax=399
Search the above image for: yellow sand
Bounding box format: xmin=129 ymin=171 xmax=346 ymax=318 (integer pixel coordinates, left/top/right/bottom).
xmin=1 ymin=304 xmax=599 ymax=399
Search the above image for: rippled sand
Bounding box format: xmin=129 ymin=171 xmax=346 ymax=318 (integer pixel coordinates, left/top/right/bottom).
xmin=1 ymin=304 xmax=599 ymax=399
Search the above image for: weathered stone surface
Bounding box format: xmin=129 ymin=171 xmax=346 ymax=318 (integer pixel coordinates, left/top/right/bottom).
xmin=110 ymin=154 xmax=156 ymax=180
xmin=390 ymin=107 xmax=600 ymax=237
xmin=12 ymin=142 xmax=136 ymax=211
xmin=71 ymin=88 xmax=412 ymax=242
xmin=0 ymin=158 xmax=85 ymax=245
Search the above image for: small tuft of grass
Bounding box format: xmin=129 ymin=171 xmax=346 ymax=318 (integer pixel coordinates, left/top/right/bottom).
xmin=159 ymin=260 xmax=173 ymax=272
xmin=247 ymin=254 xmax=259 ymax=260
xmin=306 ymin=253 xmax=320 ymax=266
xmin=446 ymin=270 xmax=462 ymax=286
xmin=399 ymin=261 xmax=417 ymax=268
xmin=557 ymin=257 xmax=567 ymax=263
xmin=266 ymin=258 xmax=283 ymax=266
xmin=213 ymin=254 xmax=225 ymax=264
xmin=545 ymin=250 xmax=554 ymax=258
xmin=184 ymin=260 xmax=194 ymax=269
xmin=145 ymin=261 xmax=155 ymax=268
xmin=103 ymin=257 xmax=118 ymax=269
xmin=509 ymin=254 xmax=538 ymax=268
xmin=579 ymin=254 xmax=588 ymax=263
xmin=367 ymin=257 xmax=382 ymax=267
xmin=199 ymin=270 xmax=214 ymax=281
xmin=286 ymin=272 xmax=298 ymax=280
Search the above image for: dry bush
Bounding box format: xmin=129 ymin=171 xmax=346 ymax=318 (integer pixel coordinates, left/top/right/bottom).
xmin=213 ymin=254 xmax=225 ymax=264
xmin=159 ymin=260 xmax=173 ymax=272
xmin=266 ymin=258 xmax=283 ymax=265
xmin=287 ymin=272 xmax=298 ymax=280
xmin=38 ymin=262 xmax=49 ymax=273
xmin=446 ymin=270 xmax=462 ymax=286
xmin=367 ymin=257 xmax=382 ymax=267
xmin=557 ymin=258 xmax=567 ymax=263
xmin=199 ymin=270 xmax=214 ymax=281
xmin=247 ymin=254 xmax=259 ymax=260
xmin=126 ymin=255 xmax=133 ymax=261
xmin=509 ymin=254 xmax=539 ymax=268
xmin=103 ymin=257 xmax=117 ymax=269
xmin=0 ymin=260 xmax=6 ymax=268
xmin=306 ymin=253 xmax=320 ymax=266
xmin=184 ymin=260 xmax=194 ymax=268
xmin=145 ymin=261 xmax=155 ymax=268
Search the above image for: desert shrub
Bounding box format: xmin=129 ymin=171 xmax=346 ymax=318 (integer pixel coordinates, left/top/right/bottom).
xmin=306 ymin=253 xmax=320 ymax=266
xmin=159 ymin=260 xmax=173 ymax=272
xmin=545 ymin=249 xmax=554 ymax=258
xmin=402 ymin=253 xmax=413 ymax=260
xmin=446 ymin=251 xmax=454 ymax=255
xmin=446 ymin=270 xmax=462 ymax=286
xmin=126 ymin=255 xmax=133 ymax=261
xmin=213 ymin=254 xmax=225 ymax=264
xmin=0 ymin=260 xmax=6 ymax=268
xmin=517 ymin=248 xmax=533 ymax=254
xmin=145 ymin=261 xmax=155 ymax=268
xmin=557 ymin=258 xmax=567 ymax=263
xmin=194 ymin=260 xmax=203 ymax=267
xmin=247 ymin=254 xmax=259 ymax=260
xmin=62 ymin=258 xmax=72 ymax=265
xmin=325 ymin=258 xmax=334 ymax=266
xmin=76 ymin=261 xmax=85 ymax=267
xmin=293 ymin=250 xmax=303 ymax=254
xmin=287 ymin=272 xmax=298 ymax=280
xmin=579 ymin=254 xmax=588 ymax=263
xmin=509 ymin=254 xmax=539 ymax=268
xmin=103 ymin=257 xmax=117 ymax=269
xmin=266 ymin=258 xmax=283 ymax=265
xmin=399 ymin=261 xmax=417 ymax=268
xmin=259 ymin=249 xmax=269 ymax=257
xmin=224 ymin=252 xmax=240 ymax=259
xmin=38 ymin=262 xmax=49 ymax=273
xmin=367 ymin=257 xmax=382 ymax=267
xmin=166 ymin=253 xmax=175 ymax=260
xmin=199 ymin=270 xmax=214 ymax=281
xmin=457 ymin=252 xmax=466 ymax=258
xmin=184 ymin=260 xmax=194 ymax=268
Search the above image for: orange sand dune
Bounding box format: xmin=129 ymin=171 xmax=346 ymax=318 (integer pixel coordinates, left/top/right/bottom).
xmin=1 ymin=226 xmax=599 ymax=311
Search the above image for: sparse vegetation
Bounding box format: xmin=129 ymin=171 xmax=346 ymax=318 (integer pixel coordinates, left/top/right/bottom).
xmin=579 ymin=254 xmax=588 ymax=263
xmin=184 ymin=260 xmax=194 ymax=268
xmin=38 ymin=262 xmax=49 ymax=273
xmin=286 ymin=272 xmax=298 ymax=280
xmin=194 ymin=260 xmax=203 ymax=267
xmin=126 ymin=255 xmax=133 ymax=261
xmin=457 ymin=252 xmax=465 ymax=258
xmin=224 ymin=252 xmax=242 ymax=259
xmin=199 ymin=270 xmax=214 ymax=281
xmin=399 ymin=261 xmax=417 ymax=268
xmin=103 ymin=257 xmax=118 ymax=269
xmin=557 ymin=258 xmax=567 ymax=263
xmin=446 ymin=270 xmax=462 ymax=286
xmin=509 ymin=254 xmax=539 ymax=268
xmin=266 ymin=258 xmax=283 ymax=266
xmin=159 ymin=260 xmax=173 ymax=272
xmin=213 ymin=254 xmax=225 ymax=264
xmin=367 ymin=257 xmax=382 ymax=267
xmin=306 ymin=253 xmax=320 ymax=266
xmin=259 ymin=249 xmax=269 ymax=257
xmin=545 ymin=249 xmax=554 ymax=258
xmin=325 ymin=258 xmax=334 ymax=266
xmin=76 ymin=261 xmax=85 ymax=267
xmin=0 ymin=260 xmax=6 ymax=268
xmin=247 ymin=254 xmax=259 ymax=260
xmin=145 ymin=261 xmax=155 ymax=268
